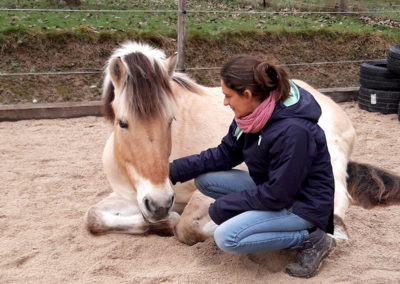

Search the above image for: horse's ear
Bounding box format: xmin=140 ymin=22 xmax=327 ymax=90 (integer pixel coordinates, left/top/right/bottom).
xmin=165 ymin=52 xmax=178 ymax=77
xmin=102 ymin=75 xmax=115 ymax=122
xmin=109 ymin=56 xmax=126 ymax=88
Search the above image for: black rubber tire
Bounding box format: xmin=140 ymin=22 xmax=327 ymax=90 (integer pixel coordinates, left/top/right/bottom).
xmin=387 ymin=56 xmax=400 ymax=76
xmin=359 ymin=59 xmax=400 ymax=90
xmin=387 ymin=54 xmax=400 ymax=63
xmin=358 ymin=87 xmax=400 ymax=114
xmin=387 ymin=44 xmax=400 ymax=75
xmin=388 ymin=44 xmax=400 ymax=60
xmin=398 ymin=101 xmax=400 ymax=121
xmin=359 ymin=76 xmax=400 ymax=90
xmin=360 ymin=59 xmax=398 ymax=78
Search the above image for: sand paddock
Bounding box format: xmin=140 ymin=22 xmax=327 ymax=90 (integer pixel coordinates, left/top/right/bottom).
xmin=1 ymin=101 xmax=399 ymax=283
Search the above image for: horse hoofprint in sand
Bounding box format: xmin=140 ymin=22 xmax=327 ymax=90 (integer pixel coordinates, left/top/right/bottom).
xmin=85 ymin=41 xmax=400 ymax=244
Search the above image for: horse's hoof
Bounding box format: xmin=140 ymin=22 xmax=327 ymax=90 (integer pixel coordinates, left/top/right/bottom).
xmin=169 ymin=211 xmax=180 ymax=227
xmin=331 ymin=230 xmax=348 ymax=241
xmin=85 ymin=209 xmax=108 ymax=235
xmin=333 ymin=215 xmax=349 ymax=241
xmin=173 ymin=219 xmax=209 ymax=246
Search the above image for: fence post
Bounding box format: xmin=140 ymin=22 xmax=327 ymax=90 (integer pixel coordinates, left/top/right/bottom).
xmin=177 ymin=0 xmax=186 ymax=72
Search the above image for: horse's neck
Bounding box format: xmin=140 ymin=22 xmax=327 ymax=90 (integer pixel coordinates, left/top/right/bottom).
xmin=171 ymin=83 xmax=233 ymax=159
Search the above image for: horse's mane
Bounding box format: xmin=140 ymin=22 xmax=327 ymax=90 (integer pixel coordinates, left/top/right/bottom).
xmin=172 ymin=71 xmax=205 ymax=95
xmin=103 ymin=41 xmax=192 ymax=122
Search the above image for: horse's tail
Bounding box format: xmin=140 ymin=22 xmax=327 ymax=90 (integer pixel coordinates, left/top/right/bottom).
xmin=347 ymin=161 xmax=400 ymax=208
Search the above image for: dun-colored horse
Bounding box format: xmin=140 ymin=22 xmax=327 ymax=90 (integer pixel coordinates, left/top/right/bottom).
xmin=86 ymin=41 xmax=400 ymax=244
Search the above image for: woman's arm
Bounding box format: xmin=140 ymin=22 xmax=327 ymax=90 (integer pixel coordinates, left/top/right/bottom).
xmin=170 ymin=121 xmax=244 ymax=184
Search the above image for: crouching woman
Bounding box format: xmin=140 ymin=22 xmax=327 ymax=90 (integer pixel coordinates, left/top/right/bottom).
xmin=169 ymin=55 xmax=336 ymax=278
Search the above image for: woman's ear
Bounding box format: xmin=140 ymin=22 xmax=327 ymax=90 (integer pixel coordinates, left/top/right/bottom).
xmin=243 ymin=89 xmax=253 ymax=100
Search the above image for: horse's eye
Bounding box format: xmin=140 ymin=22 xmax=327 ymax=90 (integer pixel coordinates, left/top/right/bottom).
xmin=117 ymin=120 xmax=128 ymax=129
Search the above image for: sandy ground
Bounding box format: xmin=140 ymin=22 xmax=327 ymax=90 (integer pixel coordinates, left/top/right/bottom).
xmin=0 ymin=101 xmax=399 ymax=284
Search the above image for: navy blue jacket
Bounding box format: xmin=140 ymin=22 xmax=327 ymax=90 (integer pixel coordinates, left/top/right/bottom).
xmin=170 ymin=86 xmax=335 ymax=233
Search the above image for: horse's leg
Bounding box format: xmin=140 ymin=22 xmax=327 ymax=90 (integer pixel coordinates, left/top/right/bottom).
xmin=85 ymin=193 xmax=179 ymax=236
xmin=332 ymin=173 xmax=351 ymax=240
xmin=329 ymin=142 xmax=353 ymax=241
xmin=174 ymin=190 xmax=216 ymax=245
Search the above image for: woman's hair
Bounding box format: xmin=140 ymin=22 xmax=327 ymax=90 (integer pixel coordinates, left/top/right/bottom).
xmin=220 ymin=55 xmax=290 ymax=102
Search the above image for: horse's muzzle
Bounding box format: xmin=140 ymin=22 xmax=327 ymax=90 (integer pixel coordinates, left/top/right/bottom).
xmin=143 ymin=194 xmax=175 ymax=222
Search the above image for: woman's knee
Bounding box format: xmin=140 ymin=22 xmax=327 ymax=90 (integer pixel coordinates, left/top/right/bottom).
xmin=194 ymin=174 xmax=211 ymax=196
xmin=213 ymin=225 xmax=240 ymax=254
xmin=194 ymin=174 xmax=205 ymax=190
xmin=194 ymin=172 xmax=228 ymax=199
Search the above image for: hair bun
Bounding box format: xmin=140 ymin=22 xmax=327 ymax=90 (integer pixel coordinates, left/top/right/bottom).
xmin=265 ymin=64 xmax=278 ymax=83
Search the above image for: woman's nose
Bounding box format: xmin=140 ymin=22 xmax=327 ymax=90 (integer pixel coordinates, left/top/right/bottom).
xmin=223 ymin=98 xmax=229 ymax=106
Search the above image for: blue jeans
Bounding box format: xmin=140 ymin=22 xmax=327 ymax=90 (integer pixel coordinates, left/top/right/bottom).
xmin=194 ymin=169 xmax=314 ymax=254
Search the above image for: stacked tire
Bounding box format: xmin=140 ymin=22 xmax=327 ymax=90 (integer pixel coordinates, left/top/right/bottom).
xmin=358 ymin=44 xmax=400 ymax=121
xmin=388 ymin=44 xmax=400 ymax=75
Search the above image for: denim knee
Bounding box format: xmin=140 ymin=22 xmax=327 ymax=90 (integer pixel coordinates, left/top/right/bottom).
xmin=213 ymin=224 xmax=240 ymax=254
xmin=194 ymin=174 xmax=209 ymax=196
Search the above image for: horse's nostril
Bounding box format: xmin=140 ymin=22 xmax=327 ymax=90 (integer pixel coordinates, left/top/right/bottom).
xmin=145 ymin=198 xmax=152 ymax=212
xmin=143 ymin=196 xmax=173 ymax=220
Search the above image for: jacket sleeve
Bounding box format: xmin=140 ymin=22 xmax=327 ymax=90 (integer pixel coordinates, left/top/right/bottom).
xmin=209 ymin=125 xmax=316 ymax=225
xmin=169 ymin=121 xmax=244 ymax=184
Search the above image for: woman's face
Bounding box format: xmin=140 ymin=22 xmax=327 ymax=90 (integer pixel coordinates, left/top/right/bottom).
xmin=221 ymin=79 xmax=259 ymax=118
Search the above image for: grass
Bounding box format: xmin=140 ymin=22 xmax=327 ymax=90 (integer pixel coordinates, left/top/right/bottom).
xmin=2 ymin=0 xmax=400 ymax=12
xmin=0 ymin=0 xmax=399 ymax=41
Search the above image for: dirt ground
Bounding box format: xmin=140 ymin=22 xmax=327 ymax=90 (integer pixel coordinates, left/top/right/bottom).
xmin=0 ymin=101 xmax=399 ymax=283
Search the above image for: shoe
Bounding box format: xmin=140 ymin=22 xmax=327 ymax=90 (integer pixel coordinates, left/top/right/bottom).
xmin=285 ymin=228 xmax=336 ymax=278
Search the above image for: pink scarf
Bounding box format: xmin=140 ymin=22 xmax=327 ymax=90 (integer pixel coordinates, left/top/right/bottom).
xmin=235 ymin=91 xmax=277 ymax=133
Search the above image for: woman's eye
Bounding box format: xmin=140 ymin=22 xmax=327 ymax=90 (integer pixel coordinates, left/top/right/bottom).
xmin=118 ymin=120 xmax=128 ymax=129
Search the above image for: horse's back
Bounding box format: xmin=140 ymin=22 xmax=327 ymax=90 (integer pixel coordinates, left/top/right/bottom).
xmin=293 ymin=79 xmax=355 ymax=149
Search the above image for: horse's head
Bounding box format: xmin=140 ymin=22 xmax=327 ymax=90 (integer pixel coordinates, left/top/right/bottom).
xmin=102 ymin=42 xmax=178 ymax=223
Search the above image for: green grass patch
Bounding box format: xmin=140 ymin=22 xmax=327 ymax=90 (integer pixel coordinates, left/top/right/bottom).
xmin=2 ymin=0 xmax=400 ymax=13
xmin=1 ymin=0 xmax=399 ymax=39
xmin=1 ymin=9 xmax=399 ymax=41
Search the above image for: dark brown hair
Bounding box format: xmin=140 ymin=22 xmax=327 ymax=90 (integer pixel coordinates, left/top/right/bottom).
xmin=220 ymin=55 xmax=290 ymax=102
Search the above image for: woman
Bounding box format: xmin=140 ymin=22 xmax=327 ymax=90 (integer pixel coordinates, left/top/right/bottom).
xmin=169 ymin=55 xmax=336 ymax=278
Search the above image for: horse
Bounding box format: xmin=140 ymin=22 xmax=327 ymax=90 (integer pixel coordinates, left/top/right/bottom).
xmin=85 ymin=41 xmax=400 ymax=244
